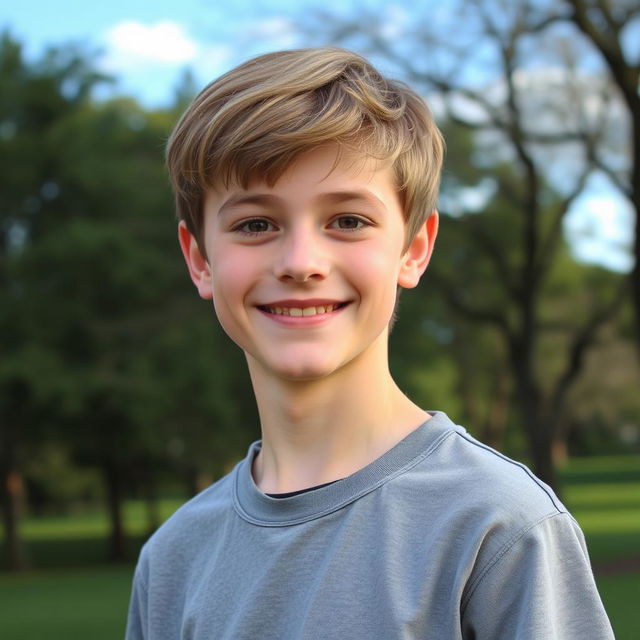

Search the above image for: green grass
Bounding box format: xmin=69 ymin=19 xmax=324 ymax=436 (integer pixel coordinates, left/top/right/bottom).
xmin=560 ymin=456 xmax=640 ymax=565
xmin=0 ymin=566 xmax=133 ymax=640
xmin=21 ymin=499 xmax=186 ymax=540
xmin=559 ymin=455 xmax=640 ymax=484
xmin=3 ymin=499 xmax=185 ymax=569
xmin=596 ymin=573 xmax=640 ymax=640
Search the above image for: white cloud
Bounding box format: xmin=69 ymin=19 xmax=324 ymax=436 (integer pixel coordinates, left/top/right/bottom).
xmin=104 ymin=20 xmax=198 ymax=67
xmin=565 ymin=180 xmax=634 ymax=273
xmin=238 ymin=18 xmax=298 ymax=54
xmin=97 ymin=20 xmax=236 ymax=106
xmin=246 ymin=17 xmax=296 ymax=40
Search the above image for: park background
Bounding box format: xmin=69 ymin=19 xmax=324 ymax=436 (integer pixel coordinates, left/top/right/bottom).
xmin=1 ymin=0 xmax=639 ymax=637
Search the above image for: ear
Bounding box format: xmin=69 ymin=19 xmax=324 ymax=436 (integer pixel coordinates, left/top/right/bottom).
xmin=178 ymin=221 xmax=213 ymax=300
xmin=397 ymin=211 xmax=438 ymax=289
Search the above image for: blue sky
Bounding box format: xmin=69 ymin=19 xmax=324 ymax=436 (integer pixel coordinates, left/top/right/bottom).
xmin=4 ymin=1 xmax=288 ymax=105
xmin=2 ymin=0 xmax=365 ymax=106
xmin=2 ymin=0 xmax=634 ymax=271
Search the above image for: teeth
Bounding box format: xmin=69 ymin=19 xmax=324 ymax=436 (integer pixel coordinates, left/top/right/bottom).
xmin=265 ymin=304 xmax=339 ymax=316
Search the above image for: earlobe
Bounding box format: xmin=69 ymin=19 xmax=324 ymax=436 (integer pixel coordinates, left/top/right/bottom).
xmin=178 ymin=221 xmax=213 ymax=300
xmin=397 ymin=211 xmax=439 ymax=289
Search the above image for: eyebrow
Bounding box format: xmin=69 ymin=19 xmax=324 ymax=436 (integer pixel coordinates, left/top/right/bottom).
xmin=218 ymin=193 xmax=281 ymax=214
xmin=318 ymin=190 xmax=387 ymax=209
xmin=218 ymin=189 xmax=387 ymax=214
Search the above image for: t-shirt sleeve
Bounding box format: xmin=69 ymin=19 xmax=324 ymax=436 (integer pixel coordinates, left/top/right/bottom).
xmin=461 ymin=512 xmax=614 ymax=639
xmin=125 ymin=554 xmax=150 ymax=640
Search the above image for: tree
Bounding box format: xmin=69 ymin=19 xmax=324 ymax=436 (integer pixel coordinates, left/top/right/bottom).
xmin=314 ymin=0 xmax=630 ymax=490
xmin=1 ymin=32 xmax=265 ymax=569
xmin=543 ymin=0 xmax=640 ymax=352
xmin=0 ymin=32 xmax=108 ymax=570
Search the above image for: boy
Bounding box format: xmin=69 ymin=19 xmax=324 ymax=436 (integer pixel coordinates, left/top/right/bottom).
xmin=126 ymin=48 xmax=613 ymax=639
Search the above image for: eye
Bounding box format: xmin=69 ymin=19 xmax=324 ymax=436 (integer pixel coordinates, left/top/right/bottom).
xmin=232 ymin=218 xmax=276 ymax=235
xmin=329 ymin=215 xmax=368 ymax=231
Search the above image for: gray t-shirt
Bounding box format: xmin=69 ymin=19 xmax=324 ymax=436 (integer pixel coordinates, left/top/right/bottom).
xmin=125 ymin=412 xmax=614 ymax=639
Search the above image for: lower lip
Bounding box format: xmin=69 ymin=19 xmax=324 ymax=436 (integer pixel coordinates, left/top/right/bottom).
xmin=257 ymin=305 xmax=347 ymax=326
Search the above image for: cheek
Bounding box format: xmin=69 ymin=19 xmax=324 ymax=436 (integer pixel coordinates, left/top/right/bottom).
xmin=348 ymin=243 xmax=402 ymax=305
xmin=353 ymin=238 xmax=401 ymax=276
xmin=209 ymin=249 xmax=258 ymax=322
xmin=210 ymin=244 xmax=256 ymax=293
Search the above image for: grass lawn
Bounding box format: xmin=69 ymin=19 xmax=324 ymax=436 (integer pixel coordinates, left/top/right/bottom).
xmin=0 ymin=566 xmax=133 ymax=640
xmin=561 ymin=455 xmax=640 ymax=639
xmin=596 ymin=573 xmax=640 ymax=640
xmin=560 ymin=456 xmax=640 ymax=566
xmin=0 ymin=455 xmax=638 ymax=638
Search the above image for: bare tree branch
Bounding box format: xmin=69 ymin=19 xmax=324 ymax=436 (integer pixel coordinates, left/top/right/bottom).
xmin=547 ymin=277 xmax=630 ymax=423
xmin=431 ymin=271 xmax=513 ymax=336
xmin=537 ymin=165 xmax=592 ymax=280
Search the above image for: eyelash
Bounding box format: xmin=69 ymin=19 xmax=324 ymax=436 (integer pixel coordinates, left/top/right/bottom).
xmin=231 ymin=218 xmax=276 ymax=236
xmin=328 ymin=215 xmax=370 ymax=231
xmin=230 ymin=215 xmax=371 ymax=237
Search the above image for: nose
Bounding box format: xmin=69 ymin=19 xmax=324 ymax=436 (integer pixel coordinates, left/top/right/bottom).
xmin=274 ymin=225 xmax=330 ymax=282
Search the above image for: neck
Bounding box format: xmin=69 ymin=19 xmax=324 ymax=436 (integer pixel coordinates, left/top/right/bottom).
xmin=247 ymin=337 xmax=429 ymax=494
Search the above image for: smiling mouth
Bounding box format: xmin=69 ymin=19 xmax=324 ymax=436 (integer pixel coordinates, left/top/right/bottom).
xmin=258 ymin=303 xmax=348 ymax=317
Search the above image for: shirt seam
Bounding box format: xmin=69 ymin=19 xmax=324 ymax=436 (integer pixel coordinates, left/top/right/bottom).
xmin=456 ymin=431 xmax=565 ymax=513
xmin=460 ymin=511 xmax=567 ymax=613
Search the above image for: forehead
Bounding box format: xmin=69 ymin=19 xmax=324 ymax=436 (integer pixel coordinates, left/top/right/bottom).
xmin=206 ymin=145 xmax=400 ymax=212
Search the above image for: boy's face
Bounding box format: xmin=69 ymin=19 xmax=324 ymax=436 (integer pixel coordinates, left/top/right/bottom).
xmin=180 ymin=145 xmax=437 ymax=383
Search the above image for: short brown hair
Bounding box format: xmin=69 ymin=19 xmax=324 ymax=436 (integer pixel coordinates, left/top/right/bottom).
xmin=166 ymin=47 xmax=444 ymax=250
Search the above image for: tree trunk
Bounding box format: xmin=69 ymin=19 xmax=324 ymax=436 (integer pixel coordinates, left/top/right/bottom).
xmin=516 ymin=369 xmax=557 ymax=491
xmin=0 ymin=464 xmax=29 ymax=571
xmin=631 ymin=193 xmax=640 ymax=359
xmin=144 ymin=474 xmax=161 ymax=536
xmin=552 ymin=433 xmax=569 ymax=467
xmin=186 ymin=467 xmax=213 ymax=497
xmin=482 ymin=364 xmax=510 ymax=451
xmin=510 ymin=326 xmax=559 ymax=493
xmin=102 ymin=459 xmax=127 ymax=562
xmin=529 ymin=419 xmax=558 ymax=493
xmin=626 ymin=103 xmax=640 ymax=359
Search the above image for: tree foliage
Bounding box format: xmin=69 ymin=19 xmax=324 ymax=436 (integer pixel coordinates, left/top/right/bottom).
xmin=0 ymin=33 xmax=257 ymax=570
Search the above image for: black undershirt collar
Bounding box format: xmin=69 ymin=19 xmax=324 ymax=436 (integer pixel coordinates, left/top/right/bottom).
xmin=266 ymin=479 xmax=341 ymax=499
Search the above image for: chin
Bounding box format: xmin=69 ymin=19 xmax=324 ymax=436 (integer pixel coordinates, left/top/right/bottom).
xmin=256 ymin=350 xmax=344 ymax=382
xmin=273 ymin=361 xmax=339 ymax=382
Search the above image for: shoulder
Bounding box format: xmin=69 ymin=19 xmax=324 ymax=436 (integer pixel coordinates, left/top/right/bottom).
xmin=413 ymin=418 xmax=613 ymax=635
xmin=421 ymin=416 xmax=566 ymax=521
xmin=400 ymin=414 xmax=578 ymax=581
